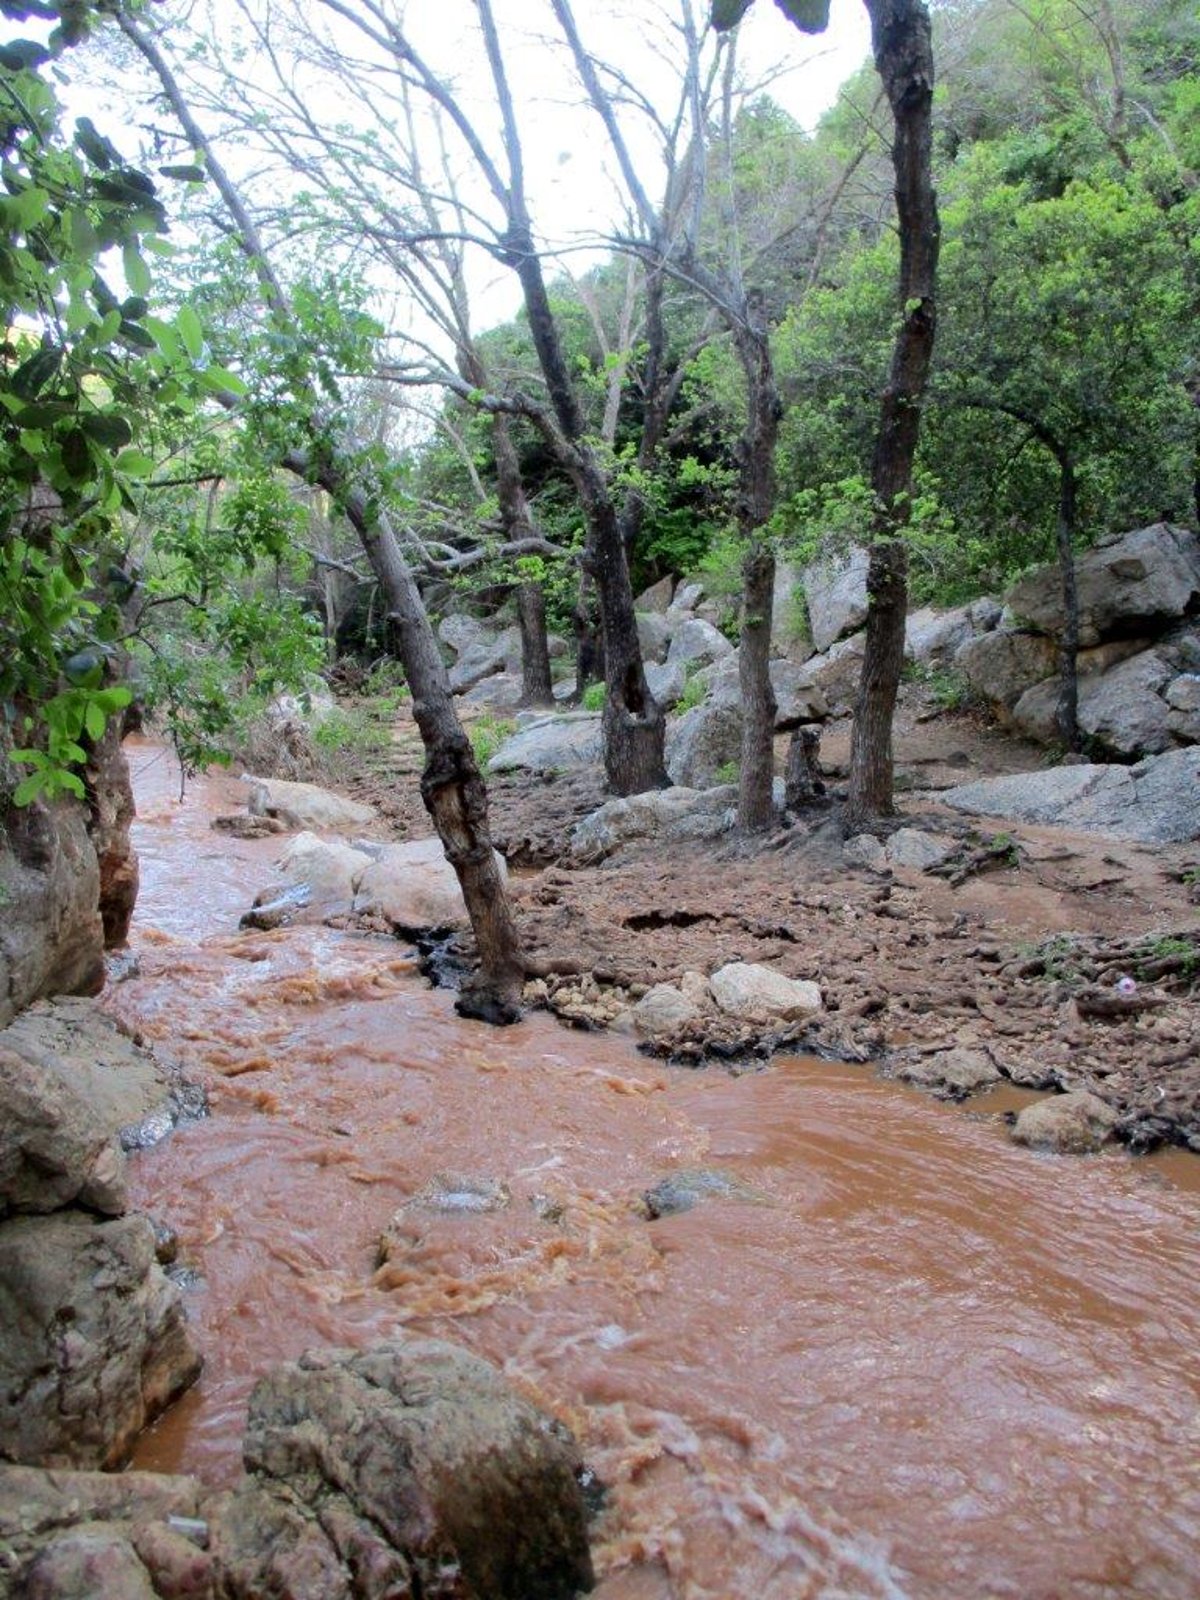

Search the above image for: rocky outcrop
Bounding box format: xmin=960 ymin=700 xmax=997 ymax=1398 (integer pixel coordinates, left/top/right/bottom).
xmin=905 ymin=598 xmax=1002 ymax=666
xmin=0 ymin=999 xmax=203 ymax=1473
xmin=1006 ymin=523 xmax=1200 ymax=646
xmin=804 ymin=631 xmax=866 ymax=715
xmin=665 ymin=702 xmax=742 ymax=788
xmin=665 ymin=617 xmax=733 ymax=669
xmin=0 ymin=1209 xmax=201 ymax=1469
xmin=0 ymin=1337 xmax=596 ymax=1598
xmin=696 ymin=653 xmax=829 ymax=727
xmin=571 ymin=785 xmax=737 ymax=860
xmin=955 ymin=629 xmax=1058 ymax=713
xmin=940 ymin=747 xmax=1200 ymax=843
xmin=802 ymin=548 xmax=869 ymax=654
xmin=0 ymin=796 xmax=104 ymax=1032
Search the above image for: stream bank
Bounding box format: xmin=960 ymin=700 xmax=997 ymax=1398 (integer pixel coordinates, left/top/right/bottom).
xmin=101 ymin=740 xmax=1200 ymax=1599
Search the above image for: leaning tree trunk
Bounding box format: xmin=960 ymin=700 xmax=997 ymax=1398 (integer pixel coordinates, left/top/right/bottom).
xmin=1054 ymin=452 xmax=1082 ymax=753
xmin=573 ymin=568 xmax=603 ymax=700
xmin=732 ymin=299 xmax=783 ymax=833
xmin=846 ymin=0 xmax=940 ymax=831
xmin=516 ymin=581 xmax=554 ymax=708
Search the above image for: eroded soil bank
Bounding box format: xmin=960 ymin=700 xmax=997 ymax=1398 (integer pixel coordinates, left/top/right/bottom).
xmin=109 ymin=741 xmax=1200 ymax=1599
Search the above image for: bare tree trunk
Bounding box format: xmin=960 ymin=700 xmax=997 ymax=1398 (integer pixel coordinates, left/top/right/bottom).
xmin=516 ymin=582 xmax=554 ymax=708
xmin=846 ymin=0 xmax=940 ymax=830
xmin=732 ymin=299 xmax=783 ymax=833
xmin=738 ymin=542 xmax=778 ymax=829
xmin=1054 ymin=453 xmax=1082 ymax=753
xmin=784 ymin=725 xmax=825 ymax=811
xmin=573 ymin=569 xmax=603 ymax=700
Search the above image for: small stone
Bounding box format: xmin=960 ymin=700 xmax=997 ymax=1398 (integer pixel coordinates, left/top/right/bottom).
xmin=894 ymin=1048 xmax=1000 ymax=1100
xmin=632 ymin=984 xmax=703 ymax=1040
xmin=1011 ymin=1090 xmax=1119 ymax=1154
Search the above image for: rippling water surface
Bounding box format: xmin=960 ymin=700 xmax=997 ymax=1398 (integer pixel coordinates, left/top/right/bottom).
xmin=114 ymin=740 xmax=1200 ymax=1599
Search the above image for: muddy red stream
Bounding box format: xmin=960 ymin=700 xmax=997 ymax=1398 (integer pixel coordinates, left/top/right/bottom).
xmin=111 ymin=740 xmax=1200 ymax=1599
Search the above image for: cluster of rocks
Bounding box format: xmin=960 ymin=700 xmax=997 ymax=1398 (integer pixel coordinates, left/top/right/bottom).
xmin=0 ymin=1338 xmax=595 ymax=1600
xmin=0 ymin=999 xmax=202 ymax=1472
xmin=438 ymin=614 xmax=570 ymax=708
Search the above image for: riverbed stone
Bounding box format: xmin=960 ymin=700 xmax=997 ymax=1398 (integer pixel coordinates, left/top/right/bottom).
xmin=632 ymin=983 xmax=705 ymax=1041
xmin=277 ymin=831 xmax=371 ymax=908
xmin=709 ymin=962 xmax=822 ymax=1023
xmin=241 ymin=775 xmax=377 ymax=832
xmin=666 ymin=702 xmax=742 ymax=788
xmin=240 ymin=1338 xmax=594 ymax=1600
xmin=0 ymin=1209 xmax=201 ymax=1469
xmin=893 ymin=1047 xmax=1001 ymax=1099
xmin=843 ymin=833 xmax=888 ymax=870
xmin=1011 ymin=1090 xmax=1119 ymax=1154
xmin=353 ymin=837 xmax=507 ymax=931
xmin=885 ymin=828 xmax=956 ymax=871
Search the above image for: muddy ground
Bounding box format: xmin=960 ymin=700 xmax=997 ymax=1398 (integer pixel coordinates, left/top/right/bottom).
xmin=328 ymin=682 xmax=1200 ymax=1155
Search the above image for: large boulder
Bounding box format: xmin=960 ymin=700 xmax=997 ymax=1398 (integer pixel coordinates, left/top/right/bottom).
xmin=240 ymin=1339 xmax=594 ymax=1600
xmin=1005 ymin=523 xmax=1200 ymax=647
xmin=697 ymin=653 xmax=829 ymax=726
xmin=805 ymin=631 xmax=866 ymax=715
xmin=644 ymin=658 xmax=688 ymax=709
xmin=636 ymin=611 xmax=673 ymax=664
xmin=570 ymin=785 xmax=737 ymax=859
xmin=487 ymin=712 xmax=602 ymax=775
xmin=1077 ymin=649 xmax=1174 ymax=756
xmin=0 ymin=1209 xmax=201 ymax=1468
xmin=905 ymin=598 xmax=1001 ymax=666
xmin=802 ymin=547 xmax=869 ymax=653
xmin=448 ymin=627 xmax=522 ymax=695
xmin=355 ymin=837 xmax=507 ymax=930
xmin=955 ymin=629 xmax=1058 ymax=714
xmin=277 ymin=831 xmax=372 ymax=909
xmin=0 ymin=997 xmax=194 ymax=1219
xmin=1009 ymin=639 xmax=1152 ymax=745
xmin=708 ymin=962 xmax=822 ymax=1023
xmin=666 ymin=702 xmax=743 ymax=788
xmin=635 ymin=574 xmax=675 ymax=613
xmin=940 ymin=747 xmax=1200 ymax=843
xmin=241 ymin=775 xmax=377 ymax=832
xmin=0 ymin=795 xmax=104 ymax=1031
xmin=1011 ymin=1090 xmax=1118 ymax=1154
xmin=665 ymin=617 xmax=733 ymax=669
xmin=438 ymin=614 xmax=493 ymax=657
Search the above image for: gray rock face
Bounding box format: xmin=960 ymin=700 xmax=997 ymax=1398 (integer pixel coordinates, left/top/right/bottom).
xmin=0 ymin=796 xmax=104 ymax=1032
xmin=666 ymin=702 xmax=743 ymax=788
xmin=1011 ymin=1090 xmax=1118 ymax=1153
xmin=884 ymin=828 xmax=956 ymax=871
xmin=802 ymin=547 xmax=869 ymax=653
xmin=241 ymin=1339 xmax=594 ymax=1600
xmin=668 ymin=579 xmax=704 ymax=615
xmin=806 ymin=631 xmax=866 ymax=714
xmin=0 ymin=1209 xmax=201 ymax=1468
xmin=644 ymin=658 xmax=688 ymax=709
xmin=940 ymin=747 xmax=1200 ymax=843
xmin=571 ymin=785 xmax=737 ymax=860
xmin=698 ymin=653 xmax=829 ymax=726
xmin=487 ymin=712 xmax=602 ymax=775
xmin=1009 ymin=639 xmax=1152 ymax=745
xmin=463 ymin=672 xmax=525 ymax=711
xmin=665 ymin=616 xmax=733 ymax=669
xmin=1006 ymin=523 xmax=1200 ymax=647
xmin=242 ymin=775 xmax=377 ymax=831
xmin=448 ymin=626 xmax=523 ymax=695
xmin=955 ymin=629 xmax=1058 ymax=713
xmin=1077 ymin=649 xmax=1174 ymax=756
xmin=0 ymin=998 xmax=190 ymax=1220
xmin=632 ymin=983 xmax=705 ymax=1041
xmin=636 ymin=611 xmax=674 ymax=664
xmin=635 ymin=573 xmax=675 ymax=613
xmin=438 ymin=613 xmax=493 ymax=656
xmin=905 ymin=599 xmax=1001 ymax=666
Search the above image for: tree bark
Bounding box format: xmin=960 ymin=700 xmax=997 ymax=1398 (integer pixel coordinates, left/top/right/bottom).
xmin=1054 ymin=452 xmax=1082 ymax=753
xmin=846 ymin=0 xmax=940 ymax=830
xmin=731 ymin=297 xmax=783 ymax=832
xmin=516 ymin=582 xmax=554 ymax=708
xmin=784 ymin=725 xmax=825 ymax=811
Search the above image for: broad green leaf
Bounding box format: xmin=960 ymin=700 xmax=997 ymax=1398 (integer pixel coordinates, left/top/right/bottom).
xmin=84 ymin=701 xmax=106 ymax=741
xmin=79 ymin=412 xmax=133 ymax=449
xmin=122 ymin=241 xmax=152 ymax=298
xmin=114 ymin=449 xmax=155 ymax=478
xmin=176 ymin=304 xmax=204 ymax=361
xmin=200 ymin=364 xmax=248 ymax=396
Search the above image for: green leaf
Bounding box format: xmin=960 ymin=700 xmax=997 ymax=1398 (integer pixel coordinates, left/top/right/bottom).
xmin=122 ymin=242 xmax=152 ymax=298
xmin=200 ymin=364 xmax=248 ymax=396
xmin=74 ymin=116 xmax=115 ymax=171
xmin=176 ymin=304 xmax=204 ymax=361
xmin=84 ymin=701 xmax=106 ymax=741
xmin=79 ymin=412 xmax=133 ymax=450
xmin=118 ymin=319 xmax=156 ymax=351
xmin=12 ymin=773 xmax=46 ymax=807
xmin=158 ymin=164 xmax=207 ymax=183
xmin=61 ymin=427 xmax=91 ymax=480
xmin=114 ymin=449 xmax=155 ymax=478
xmin=11 ymin=345 xmax=62 ymax=400
xmin=0 ymin=39 xmax=51 ymax=70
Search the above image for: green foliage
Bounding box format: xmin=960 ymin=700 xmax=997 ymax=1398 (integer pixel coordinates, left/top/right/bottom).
xmin=714 ymin=759 xmax=740 ymax=784
xmin=675 ymin=670 xmax=707 ymax=714
xmin=311 ymin=705 xmax=390 ymax=755
xmin=469 ymin=715 xmax=514 ymax=769
xmin=581 ymin=681 xmax=605 ymax=711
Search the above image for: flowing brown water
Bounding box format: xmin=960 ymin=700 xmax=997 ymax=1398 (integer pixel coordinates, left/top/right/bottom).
xmin=113 ymin=740 xmax=1200 ymax=1599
